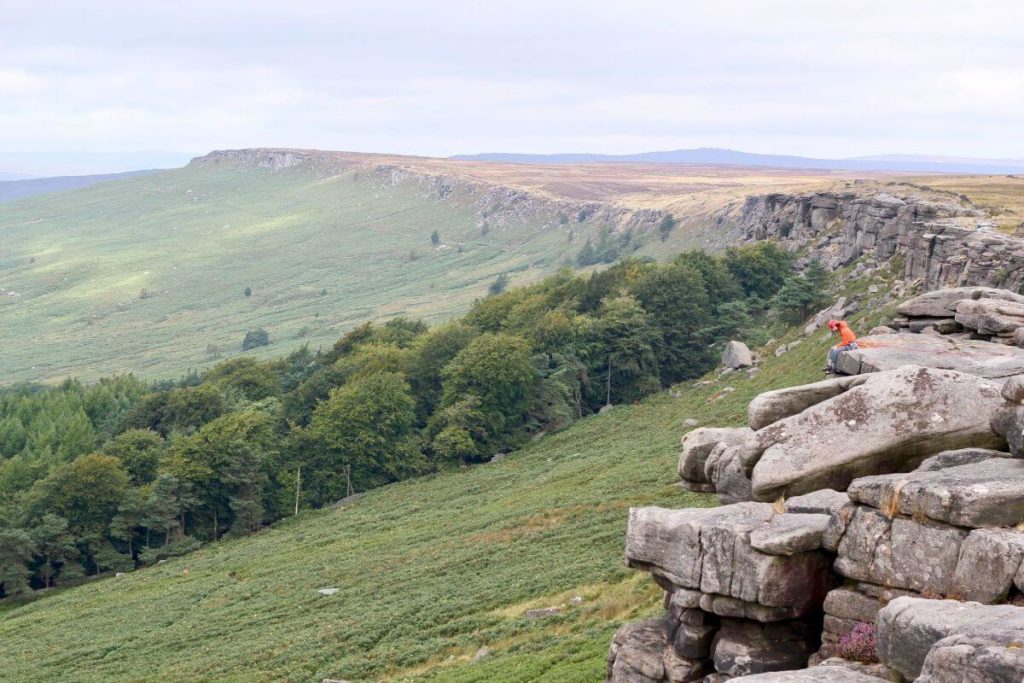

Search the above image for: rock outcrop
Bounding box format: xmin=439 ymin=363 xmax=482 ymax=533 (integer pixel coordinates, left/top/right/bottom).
xmin=720 ymin=191 xmax=1024 ymax=292
xmin=611 ymin=291 xmax=1024 ymax=680
xmin=722 ymin=341 xmax=754 ymax=369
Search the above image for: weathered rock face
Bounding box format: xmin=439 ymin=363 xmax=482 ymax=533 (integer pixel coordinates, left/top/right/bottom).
xmin=746 ymin=375 xmax=869 ymax=431
xmin=678 ymin=427 xmax=753 ymax=492
xmin=876 ymin=597 xmax=1024 ymax=681
xmin=625 ymin=504 xmax=832 ymax=618
xmin=896 ymin=286 xmax=1024 ymax=318
xmin=834 ymin=333 xmax=1024 ymax=379
xmin=750 ymin=366 xmax=1006 ymax=500
xmin=723 ymin=341 xmax=754 ymax=369
xmin=914 ymin=447 xmax=1010 ymax=472
xmin=847 ymin=458 xmax=1024 ymax=529
xmin=726 ymin=668 xmax=886 ymax=682
xmin=607 ymin=617 xmax=710 ymax=682
xmin=721 ymin=191 xmax=1024 ymax=292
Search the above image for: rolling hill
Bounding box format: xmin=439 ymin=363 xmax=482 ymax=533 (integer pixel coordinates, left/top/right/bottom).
xmin=0 ymin=149 xmax=856 ymax=385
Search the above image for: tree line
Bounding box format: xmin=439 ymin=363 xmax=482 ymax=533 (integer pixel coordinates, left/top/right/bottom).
xmin=0 ymin=242 xmax=828 ymax=598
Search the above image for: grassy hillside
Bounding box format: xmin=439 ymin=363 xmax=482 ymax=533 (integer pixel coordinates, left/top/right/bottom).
xmin=0 ymin=328 xmax=835 ymax=683
xmin=0 ymin=160 xmax=584 ymax=384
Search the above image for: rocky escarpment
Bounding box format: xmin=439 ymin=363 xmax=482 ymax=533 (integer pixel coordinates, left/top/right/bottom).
xmin=190 ymin=148 xmax=672 ymax=240
xmin=609 ymin=286 xmax=1024 ymax=682
xmin=719 ymin=191 xmax=1024 ymax=292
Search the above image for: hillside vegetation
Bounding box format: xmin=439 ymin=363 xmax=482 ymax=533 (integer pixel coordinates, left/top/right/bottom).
xmin=0 ymin=158 xmax=591 ymax=384
xmin=0 ymin=328 xmax=838 ymax=682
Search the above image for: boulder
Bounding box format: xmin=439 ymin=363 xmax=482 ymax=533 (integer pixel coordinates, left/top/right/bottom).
xmin=1002 ymin=375 xmax=1024 ymax=403
xmin=847 ymin=458 xmax=1024 ymax=528
xmin=867 ymin=325 xmax=896 ymax=335
xmin=678 ymin=427 xmax=753 ymax=489
xmin=834 ymin=333 xmax=1024 ymax=379
xmin=876 ymin=597 xmax=1024 ymax=681
xmin=991 ymin=404 xmax=1024 ymax=456
xmin=895 ymin=286 xmax=1024 ymax=319
xmin=782 ymin=489 xmax=849 ymax=515
xmin=746 ymin=375 xmax=869 ymax=431
xmin=914 ymin=447 xmax=1011 ymax=472
xmin=710 ymin=619 xmax=815 ymax=678
xmin=750 ymin=366 xmax=1005 ymax=501
xmin=748 ymin=513 xmax=830 ymax=556
xmin=625 ymin=504 xmax=832 ymax=620
xmin=1015 ymin=327 xmax=1024 ymax=348
xmin=956 ymin=297 xmax=1024 ymax=335
xmin=723 ymin=341 xmax=754 ymax=369
xmin=607 ymin=617 xmax=709 ymax=682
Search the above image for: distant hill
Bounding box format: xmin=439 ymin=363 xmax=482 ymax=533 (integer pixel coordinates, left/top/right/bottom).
xmin=0 ymin=170 xmax=157 ymax=204
xmin=452 ymin=147 xmax=1024 ymax=174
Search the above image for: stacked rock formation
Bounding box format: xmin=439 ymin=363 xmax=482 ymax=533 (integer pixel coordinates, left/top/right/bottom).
xmin=611 ymin=294 xmax=1024 ymax=681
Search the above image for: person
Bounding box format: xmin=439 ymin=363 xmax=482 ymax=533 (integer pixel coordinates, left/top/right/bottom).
xmin=825 ymin=319 xmax=857 ymax=373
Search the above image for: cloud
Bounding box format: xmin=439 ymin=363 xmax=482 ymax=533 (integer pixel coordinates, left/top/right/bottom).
xmin=1 ymin=0 xmax=1022 ymax=172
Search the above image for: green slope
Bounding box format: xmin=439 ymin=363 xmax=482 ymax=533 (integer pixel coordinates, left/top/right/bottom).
xmin=0 ymin=162 xmax=584 ymax=384
xmin=0 ymin=331 xmax=834 ymax=683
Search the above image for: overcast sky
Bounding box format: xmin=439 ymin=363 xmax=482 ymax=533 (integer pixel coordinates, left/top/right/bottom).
xmin=2 ymin=0 xmax=1023 ymax=174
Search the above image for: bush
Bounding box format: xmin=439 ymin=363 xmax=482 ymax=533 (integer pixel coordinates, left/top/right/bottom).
xmin=488 ymin=273 xmax=509 ymax=296
xmin=430 ymin=230 xmax=440 ymax=245
xmin=244 ymin=286 xmax=252 ymax=297
xmin=836 ymin=623 xmax=878 ymax=663
xmin=242 ymin=329 xmax=270 ymax=351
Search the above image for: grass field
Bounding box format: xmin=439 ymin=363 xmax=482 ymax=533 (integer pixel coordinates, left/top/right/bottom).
xmin=0 ymin=161 xmax=587 ymax=384
xmin=0 ymin=324 xmax=839 ymax=683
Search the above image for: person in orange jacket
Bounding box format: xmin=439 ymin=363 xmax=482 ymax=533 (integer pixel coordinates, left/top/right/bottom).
xmin=825 ymin=319 xmax=858 ymax=373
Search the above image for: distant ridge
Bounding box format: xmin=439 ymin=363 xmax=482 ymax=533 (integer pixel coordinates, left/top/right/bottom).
xmin=0 ymin=170 xmax=157 ymax=204
xmin=451 ymin=147 xmax=1024 ymax=174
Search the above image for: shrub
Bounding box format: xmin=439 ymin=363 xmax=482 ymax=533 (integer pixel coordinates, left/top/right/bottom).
xmin=836 ymin=623 xmax=878 ymax=663
xmin=244 ymin=286 xmax=252 ymax=297
xmin=241 ymin=329 xmax=270 ymax=351
xmin=430 ymin=230 xmax=440 ymax=245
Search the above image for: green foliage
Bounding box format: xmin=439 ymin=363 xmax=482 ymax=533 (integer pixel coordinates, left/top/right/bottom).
xmin=575 ymin=225 xmax=641 ymax=266
xmin=430 ymin=229 xmax=440 ymax=245
xmin=774 ymin=271 xmax=831 ymax=325
xmin=488 ymin=272 xmax=510 ymax=296
xmin=244 ymin=286 xmax=252 ymax=297
xmin=658 ymin=213 xmax=677 ymax=242
xmin=440 ymin=334 xmax=537 ymax=449
xmin=204 ymin=357 xmax=282 ymax=402
xmin=723 ymin=242 xmax=795 ymax=299
xmin=101 ymin=429 xmax=165 ymax=485
xmin=241 ymin=328 xmax=270 ymax=351
xmin=584 ymin=296 xmax=660 ymax=404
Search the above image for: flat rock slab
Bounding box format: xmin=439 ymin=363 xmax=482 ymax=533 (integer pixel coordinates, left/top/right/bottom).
xmin=835 ymin=333 xmax=1024 ymax=379
xmin=914 ymin=447 xmax=1011 ymax=472
xmin=748 ymin=513 xmax=829 ymax=556
xmin=750 ymin=365 xmax=1005 ymax=501
xmin=746 ymin=375 xmax=869 ymax=430
xmin=896 ymin=286 xmax=1024 ymax=318
xmin=626 ymin=504 xmax=831 ymax=619
xmin=847 ymin=458 xmax=1024 ymax=528
xmin=783 ymin=489 xmax=850 ymax=515
xmin=876 ymin=597 xmax=1024 ymax=681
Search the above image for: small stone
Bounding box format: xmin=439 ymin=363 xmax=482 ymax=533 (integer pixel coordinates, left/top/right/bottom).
xmin=525 ymin=606 xmax=564 ymax=619
xmin=473 ymin=646 xmax=491 ymax=663
xmin=683 ymin=418 xmax=700 ymax=427
xmin=318 ymin=587 xmax=339 ymax=596
xmin=569 ymin=596 xmax=584 ymax=605
xmin=599 ymin=404 xmax=614 ymax=414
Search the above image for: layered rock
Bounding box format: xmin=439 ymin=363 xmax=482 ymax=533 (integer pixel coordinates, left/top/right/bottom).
xmin=721 ymin=191 xmax=1024 ymax=292
xmin=678 ymin=427 xmax=753 ymax=492
xmin=876 ymin=598 xmax=1024 ymax=681
xmin=834 ymin=333 xmax=1024 ymax=379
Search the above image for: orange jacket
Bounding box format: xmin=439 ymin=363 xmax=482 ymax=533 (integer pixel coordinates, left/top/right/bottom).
xmin=833 ymin=321 xmax=857 ymax=347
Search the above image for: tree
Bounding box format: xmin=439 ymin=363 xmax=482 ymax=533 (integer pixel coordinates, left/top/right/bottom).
xmin=306 ymin=372 xmax=423 ymax=499
xmin=633 ymin=263 xmax=714 ymax=383
xmin=110 ymin=488 xmax=148 ymax=559
xmin=804 ymin=258 xmax=831 ymax=292
xmin=205 ymin=357 xmax=282 ymax=401
xmin=244 ymin=286 xmax=252 ymax=297
xmin=161 ymin=385 xmax=226 ymax=433
xmin=584 ymin=295 xmax=660 ymax=405
xmin=723 ymin=242 xmax=795 ymax=300
xmin=102 ymin=429 xmax=165 ymax=485
xmin=406 ymin=323 xmax=478 ymax=421
xmin=773 ymin=273 xmax=830 ymax=325
xmin=164 ymin=410 xmax=277 ymax=540
xmin=242 ymin=329 xmax=270 ymax=351
xmin=28 ymin=454 xmax=130 ymax=541
xmin=658 ymin=213 xmax=677 ymax=242
xmin=439 ymin=333 xmax=537 ymax=444
xmin=576 ymin=238 xmax=596 ymax=266
xmin=0 ymin=528 xmax=35 ymax=597
xmin=430 ymin=229 xmax=440 ymax=245
xmin=488 ymin=273 xmax=509 ymax=296
xmin=31 ymin=513 xmax=83 ymax=587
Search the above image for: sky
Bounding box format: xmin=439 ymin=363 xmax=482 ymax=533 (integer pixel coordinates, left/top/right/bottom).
xmin=2 ymin=0 xmax=1023 ymax=174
